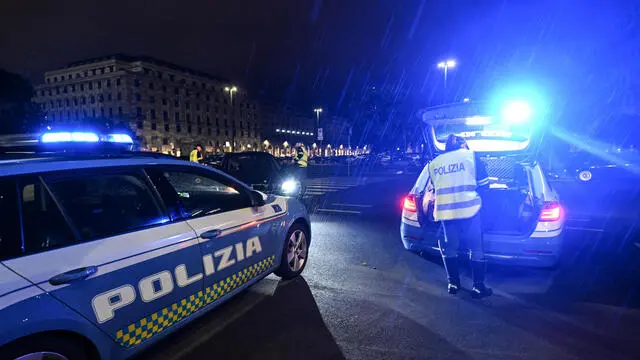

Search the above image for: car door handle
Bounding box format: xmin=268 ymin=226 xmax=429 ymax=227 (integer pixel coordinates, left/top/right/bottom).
xmin=49 ymin=266 xmax=98 ymax=286
xmin=200 ymin=229 xmax=222 ymax=239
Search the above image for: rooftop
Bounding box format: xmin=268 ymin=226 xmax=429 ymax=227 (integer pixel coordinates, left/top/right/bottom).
xmin=63 ymin=53 xmax=230 ymax=83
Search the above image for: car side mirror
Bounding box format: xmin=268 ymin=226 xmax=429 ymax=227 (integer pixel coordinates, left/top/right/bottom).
xmin=250 ymin=190 xmax=266 ymax=207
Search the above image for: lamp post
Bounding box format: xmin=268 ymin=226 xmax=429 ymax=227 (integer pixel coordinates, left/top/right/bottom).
xmin=224 ymin=86 xmax=238 ymax=151
xmin=313 ymin=108 xmax=323 ymax=153
xmin=437 ymin=59 xmax=456 ymax=89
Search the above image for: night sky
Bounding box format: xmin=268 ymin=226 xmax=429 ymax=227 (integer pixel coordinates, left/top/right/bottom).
xmin=1 ymin=0 xmax=637 ymax=113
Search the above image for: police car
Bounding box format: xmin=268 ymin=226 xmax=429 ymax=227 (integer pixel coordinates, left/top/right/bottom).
xmin=0 ymin=131 xmax=311 ymax=360
xmin=401 ymin=101 xmax=564 ymax=267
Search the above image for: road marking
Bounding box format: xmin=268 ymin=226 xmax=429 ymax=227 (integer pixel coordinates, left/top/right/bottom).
xmin=565 ymin=226 xmax=605 ymax=232
xmin=316 ymin=208 xmax=362 ymax=214
xmin=331 ymin=203 xmax=373 ymax=208
xmin=306 ymin=185 xmax=351 ymax=189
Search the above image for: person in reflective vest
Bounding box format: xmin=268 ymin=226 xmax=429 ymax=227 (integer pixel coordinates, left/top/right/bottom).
xmin=190 ymin=144 xmax=203 ymax=163
xmin=426 ymin=134 xmax=492 ymax=298
xmin=294 ymin=144 xmax=308 ymax=168
xmin=292 ymin=143 xmax=308 ymax=186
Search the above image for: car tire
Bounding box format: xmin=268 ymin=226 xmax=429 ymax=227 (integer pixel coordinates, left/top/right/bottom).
xmin=0 ymin=335 xmax=92 ymax=360
xmin=578 ymin=170 xmax=592 ymax=182
xmin=275 ymin=223 xmax=310 ymax=279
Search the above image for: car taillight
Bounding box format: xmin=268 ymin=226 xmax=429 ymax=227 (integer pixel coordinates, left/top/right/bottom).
xmin=539 ymin=201 xmax=562 ymax=222
xmin=403 ymin=195 xmax=417 ymax=212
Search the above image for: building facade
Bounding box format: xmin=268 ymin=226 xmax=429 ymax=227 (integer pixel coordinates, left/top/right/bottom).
xmin=32 ymin=54 xmax=261 ymax=155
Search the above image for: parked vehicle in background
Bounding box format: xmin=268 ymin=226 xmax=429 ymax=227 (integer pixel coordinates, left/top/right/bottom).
xmin=548 ymin=149 xmax=640 ymax=184
xmin=202 ymin=154 xmax=225 ymax=168
xmin=211 ymin=152 xmax=305 ymax=197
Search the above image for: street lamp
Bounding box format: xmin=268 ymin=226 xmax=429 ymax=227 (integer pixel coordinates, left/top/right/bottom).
xmin=437 ymin=59 xmax=456 ymax=89
xmin=224 ymin=86 xmax=238 ymax=152
xmin=224 ymin=86 xmax=238 ymax=105
xmin=313 ymin=108 xmax=323 ymax=152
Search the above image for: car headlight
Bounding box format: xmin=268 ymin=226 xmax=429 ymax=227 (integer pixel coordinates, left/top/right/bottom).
xmin=281 ymin=179 xmax=298 ymax=194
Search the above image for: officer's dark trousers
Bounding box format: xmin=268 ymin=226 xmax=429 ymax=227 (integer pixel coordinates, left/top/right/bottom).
xmin=439 ymin=213 xmax=485 ymax=261
xmin=293 ymin=165 xmax=307 ymax=183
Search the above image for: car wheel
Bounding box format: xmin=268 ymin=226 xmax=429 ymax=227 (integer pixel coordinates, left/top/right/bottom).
xmin=275 ymin=223 xmax=309 ymax=279
xmin=578 ymin=170 xmax=592 ymax=182
xmin=0 ymin=336 xmax=91 ymax=360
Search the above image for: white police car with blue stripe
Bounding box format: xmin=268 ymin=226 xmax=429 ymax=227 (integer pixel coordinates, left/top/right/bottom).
xmin=401 ymin=101 xmax=564 ymax=268
xmin=0 ymin=131 xmax=311 ymax=360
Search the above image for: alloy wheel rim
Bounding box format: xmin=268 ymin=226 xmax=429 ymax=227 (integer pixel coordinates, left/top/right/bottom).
xmin=287 ymin=230 xmax=307 ymax=272
xmin=579 ymin=170 xmax=592 ymax=182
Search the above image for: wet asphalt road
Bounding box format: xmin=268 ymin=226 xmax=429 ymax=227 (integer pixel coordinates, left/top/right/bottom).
xmin=138 ymin=169 xmax=640 ymax=360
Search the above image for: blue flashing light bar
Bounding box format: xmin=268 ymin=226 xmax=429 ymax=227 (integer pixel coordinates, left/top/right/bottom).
xmin=501 ymin=101 xmax=532 ymax=124
xmin=42 ymin=132 xmax=100 ymax=143
xmin=40 ymin=131 xmax=133 ymax=144
xmin=107 ymin=134 xmax=134 ymax=144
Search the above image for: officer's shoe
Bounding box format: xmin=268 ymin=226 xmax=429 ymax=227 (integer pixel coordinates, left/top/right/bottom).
xmin=471 ymin=260 xmax=492 ymax=299
xmin=448 ymin=283 xmax=460 ymax=295
xmin=471 ymin=284 xmax=493 ymax=299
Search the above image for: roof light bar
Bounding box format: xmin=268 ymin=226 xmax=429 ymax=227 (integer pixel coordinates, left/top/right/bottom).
xmin=42 ymin=132 xmax=100 ymax=143
xmin=107 ymin=134 xmax=134 ymax=144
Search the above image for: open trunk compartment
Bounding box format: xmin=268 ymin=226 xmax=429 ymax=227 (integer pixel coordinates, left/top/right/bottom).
xmin=479 ymin=156 xmax=540 ymax=235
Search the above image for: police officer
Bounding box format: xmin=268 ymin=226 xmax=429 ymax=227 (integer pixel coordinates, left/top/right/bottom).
xmin=190 ymin=144 xmax=204 ymax=163
xmin=293 ymin=143 xmax=308 ymax=167
xmin=427 ymin=134 xmax=492 ymax=298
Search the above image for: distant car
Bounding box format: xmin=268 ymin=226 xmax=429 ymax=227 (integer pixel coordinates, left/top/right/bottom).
xmin=401 ymin=101 xmax=564 ymax=268
xmin=0 ymin=132 xmax=311 ymax=360
xmin=550 ymin=150 xmax=640 ymax=185
xmin=213 ymin=152 xmax=305 ymax=197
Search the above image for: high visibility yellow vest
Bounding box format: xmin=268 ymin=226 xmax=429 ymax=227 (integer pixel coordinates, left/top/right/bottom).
xmin=295 ymin=147 xmax=308 ymax=167
xmin=189 ymin=149 xmax=201 ymax=163
xmin=428 ymin=149 xmax=481 ymax=221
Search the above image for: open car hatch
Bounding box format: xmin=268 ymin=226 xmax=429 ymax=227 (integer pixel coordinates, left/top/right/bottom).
xmin=418 ymin=101 xmax=545 ymax=161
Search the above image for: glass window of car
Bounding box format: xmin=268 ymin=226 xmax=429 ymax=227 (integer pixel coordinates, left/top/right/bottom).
xmin=20 ymin=178 xmax=79 ymax=255
xmin=157 ymin=170 xmax=251 ymax=217
xmin=226 ymin=155 xmax=273 ymax=186
xmin=0 ymin=181 xmax=21 ymax=260
xmin=46 ymin=171 xmax=169 ymax=241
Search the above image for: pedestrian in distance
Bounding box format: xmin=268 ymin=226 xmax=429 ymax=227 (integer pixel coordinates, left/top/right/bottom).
xmin=190 ymin=144 xmax=204 ymax=163
xmin=426 ymin=134 xmax=493 ymax=298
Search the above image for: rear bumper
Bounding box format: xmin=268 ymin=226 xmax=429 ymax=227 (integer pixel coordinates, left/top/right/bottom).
xmin=400 ymin=221 xmax=563 ymax=267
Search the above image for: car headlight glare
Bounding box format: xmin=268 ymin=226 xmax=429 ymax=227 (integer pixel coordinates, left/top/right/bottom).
xmin=281 ymin=179 xmax=298 ymax=194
